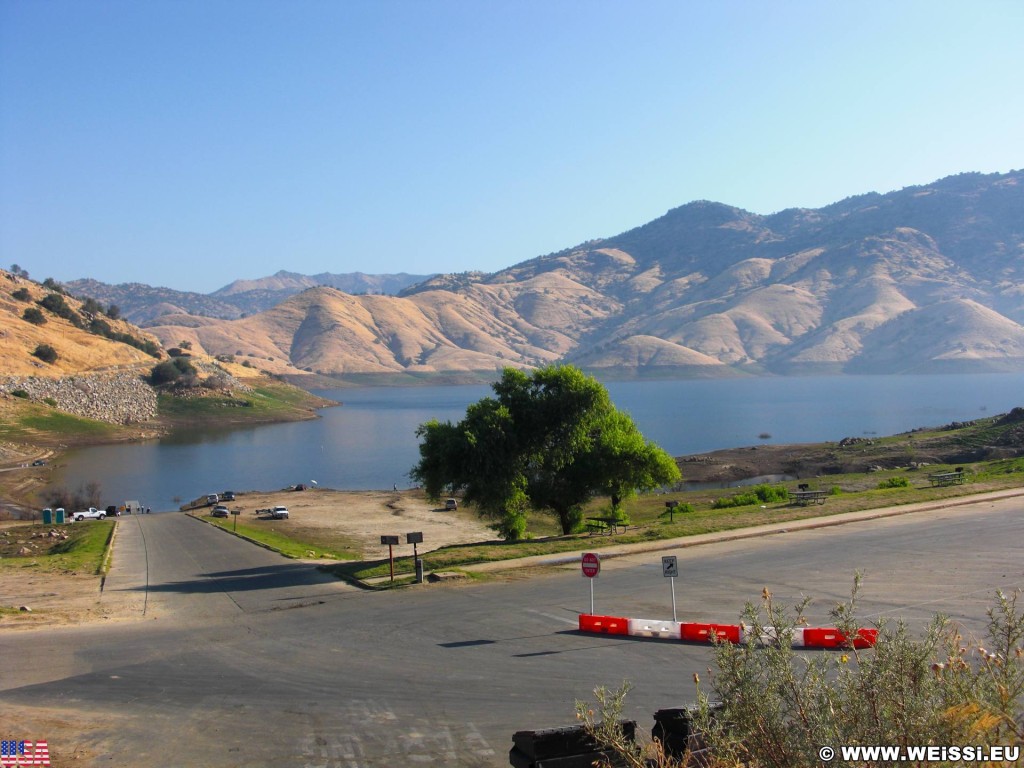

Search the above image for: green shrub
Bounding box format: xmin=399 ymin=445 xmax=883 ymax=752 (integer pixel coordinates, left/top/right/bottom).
xmin=22 ymin=307 xmax=46 ymax=325
xmin=12 ymin=287 xmax=31 ymax=301
xmin=89 ymin=317 xmax=112 ymax=336
xmin=150 ymin=356 xmax=198 ymax=386
xmin=43 ymin=397 xmax=57 ymax=407
xmin=712 ymin=483 xmax=789 ymax=509
xmin=81 ymin=297 xmax=103 ymax=315
xmin=713 ymin=492 xmax=758 ymax=509
xmin=877 ymin=476 xmax=910 ymax=489
xmin=38 ymin=293 xmax=84 ymax=327
xmin=32 ymin=343 xmax=58 ymax=363
xmin=577 ymin=583 xmax=1024 ymax=768
xmin=11 ymin=389 xmax=29 ymax=399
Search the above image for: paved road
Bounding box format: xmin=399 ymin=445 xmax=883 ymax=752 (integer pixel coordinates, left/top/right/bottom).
xmin=2 ymin=497 xmax=1023 ymax=767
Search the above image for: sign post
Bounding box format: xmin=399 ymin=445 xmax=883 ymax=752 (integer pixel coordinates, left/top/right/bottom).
xmin=406 ymin=532 xmax=424 ymax=583
xmin=662 ymin=555 xmax=679 ymax=621
xmin=381 ymin=535 xmax=400 ymax=581
xmin=664 ymin=500 xmax=679 ymax=522
xmin=581 ymin=552 xmax=600 ymax=613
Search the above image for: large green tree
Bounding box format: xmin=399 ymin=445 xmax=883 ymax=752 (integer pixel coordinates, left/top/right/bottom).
xmin=411 ymin=365 xmax=680 ymax=539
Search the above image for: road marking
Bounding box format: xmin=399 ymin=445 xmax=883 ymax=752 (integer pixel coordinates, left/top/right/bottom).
xmin=525 ymin=609 xmax=579 ymax=627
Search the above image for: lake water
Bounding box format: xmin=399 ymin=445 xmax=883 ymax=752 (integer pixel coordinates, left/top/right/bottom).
xmin=53 ymin=372 xmax=1024 ymax=511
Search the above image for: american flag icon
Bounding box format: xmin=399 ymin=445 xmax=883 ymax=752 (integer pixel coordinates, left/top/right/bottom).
xmin=0 ymin=741 xmax=50 ymax=767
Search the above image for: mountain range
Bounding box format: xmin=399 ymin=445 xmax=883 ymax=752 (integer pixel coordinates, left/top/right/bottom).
xmin=66 ymin=271 xmax=431 ymax=325
xmin=71 ymin=170 xmax=1024 ymax=380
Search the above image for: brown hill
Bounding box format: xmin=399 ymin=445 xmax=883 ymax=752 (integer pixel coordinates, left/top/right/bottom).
xmin=138 ymin=171 xmax=1024 ymax=379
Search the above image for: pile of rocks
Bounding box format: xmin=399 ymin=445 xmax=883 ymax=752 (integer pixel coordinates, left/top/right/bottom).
xmin=0 ymin=373 xmax=158 ymax=424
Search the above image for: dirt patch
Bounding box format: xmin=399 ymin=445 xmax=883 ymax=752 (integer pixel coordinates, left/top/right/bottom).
xmin=212 ymin=487 xmax=497 ymax=559
xmin=0 ymin=562 xmax=108 ymax=629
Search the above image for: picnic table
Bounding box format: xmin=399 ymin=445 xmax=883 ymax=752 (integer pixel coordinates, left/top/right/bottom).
xmin=928 ymin=470 xmax=965 ymax=486
xmin=585 ymin=516 xmax=629 ymax=535
xmin=791 ymin=489 xmax=827 ymax=506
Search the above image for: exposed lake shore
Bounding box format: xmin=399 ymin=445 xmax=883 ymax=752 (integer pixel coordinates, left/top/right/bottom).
xmin=0 ymin=378 xmax=337 ymax=514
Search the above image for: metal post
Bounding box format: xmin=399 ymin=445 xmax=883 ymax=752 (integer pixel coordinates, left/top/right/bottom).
xmin=590 ymin=578 xmax=595 ymax=614
xmin=670 ymin=577 xmax=677 ymax=622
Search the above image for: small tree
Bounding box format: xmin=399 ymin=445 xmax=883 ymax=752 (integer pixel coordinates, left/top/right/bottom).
xmin=105 ymin=304 xmax=121 ymax=320
xmin=81 ymin=297 xmax=103 ymax=315
xmin=33 ymin=343 xmax=58 ymax=363
xmin=412 ymin=365 xmax=680 ymax=538
xmin=89 ymin=317 xmax=112 ymax=336
xmin=150 ymin=356 xmax=198 ymax=386
xmin=12 ymin=287 xmax=31 ymax=301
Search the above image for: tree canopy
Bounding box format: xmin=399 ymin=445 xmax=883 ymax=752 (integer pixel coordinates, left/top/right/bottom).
xmin=411 ymin=365 xmax=680 ymax=539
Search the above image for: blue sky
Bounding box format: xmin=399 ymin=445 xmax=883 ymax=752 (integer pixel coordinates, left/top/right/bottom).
xmin=2 ymin=1 xmax=1022 ymax=294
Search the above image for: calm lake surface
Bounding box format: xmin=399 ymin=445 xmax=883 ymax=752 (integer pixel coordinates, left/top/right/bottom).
xmin=54 ymin=372 xmax=1024 ymax=511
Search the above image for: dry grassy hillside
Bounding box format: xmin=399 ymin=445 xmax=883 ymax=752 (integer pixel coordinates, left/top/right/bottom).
xmin=0 ymin=270 xmax=162 ymax=376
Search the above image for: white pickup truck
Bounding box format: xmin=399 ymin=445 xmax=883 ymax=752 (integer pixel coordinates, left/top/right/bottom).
xmin=255 ymin=506 xmax=289 ymax=519
xmin=74 ymin=507 xmax=106 ymax=521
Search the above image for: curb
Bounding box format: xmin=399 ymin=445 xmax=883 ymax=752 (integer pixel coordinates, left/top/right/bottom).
xmin=184 ymin=511 xmax=300 ymax=558
xmin=98 ymin=519 xmax=118 ymax=589
xmin=461 ymin=487 xmax=1024 ymax=574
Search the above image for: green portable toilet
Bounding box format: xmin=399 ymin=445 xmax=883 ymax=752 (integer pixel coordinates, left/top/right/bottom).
xmin=56 ymin=509 xmax=66 ymax=524
xmin=42 ymin=508 xmax=53 ymax=525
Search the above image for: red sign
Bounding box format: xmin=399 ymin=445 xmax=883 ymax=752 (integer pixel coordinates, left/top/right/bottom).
xmin=581 ymin=552 xmax=600 ymax=578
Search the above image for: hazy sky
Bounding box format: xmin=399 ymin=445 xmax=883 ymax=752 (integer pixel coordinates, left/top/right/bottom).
xmin=2 ymin=1 xmax=1022 ymax=294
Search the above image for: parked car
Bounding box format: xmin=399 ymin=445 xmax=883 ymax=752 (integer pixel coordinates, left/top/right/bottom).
xmin=31 ymin=459 xmax=46 ymax=466
xmin=106 ymin=505 xmax=120 ymax=517
xmin=445 ymin=498 xmax=458 ymax=510
xmin=211 ymin=505 xmax=230 ymax=518
xmin=270 ymin=506 xmax=289 ymax=519
xmin=206 ymin=493 xmax=219 ymax=506
xmin=220 ymin=491 xmax=236 ymax=501
xmin=74 ymin=507 xmax=106 ymax=521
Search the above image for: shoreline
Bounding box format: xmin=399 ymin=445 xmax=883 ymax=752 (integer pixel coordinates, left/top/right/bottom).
xmin=0 ymin=381 xmax=338 ymax=514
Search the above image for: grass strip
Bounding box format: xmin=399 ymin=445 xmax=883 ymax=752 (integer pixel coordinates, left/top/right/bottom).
xmin=0 ymin=519 xmax=114 ymax=575
xmin=199 ymin=514 xmax=358 ymax=561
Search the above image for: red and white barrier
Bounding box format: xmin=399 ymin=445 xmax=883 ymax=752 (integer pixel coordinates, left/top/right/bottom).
xmin=680 ymin=622 xmax=742 ymax=644
xmin=800 ymin=627 xmax=878 ymax=649
xmin=579 ymin=613 xmax=877 ymax=648
xmin=578 ymin=614 xmax=630 ymax=635
xmin=627 ymin=618 xmax=682 ymax=640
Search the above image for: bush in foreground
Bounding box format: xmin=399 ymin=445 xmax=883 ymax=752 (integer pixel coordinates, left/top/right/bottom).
xmin=577 ymin=579 xmax=1023 ymax=767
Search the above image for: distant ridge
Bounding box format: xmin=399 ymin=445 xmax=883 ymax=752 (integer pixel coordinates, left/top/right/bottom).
xmin=66 ymin=271 xmax=431 ymax=325
xmin=78 ymin=171 xmax=1024 ymax=379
